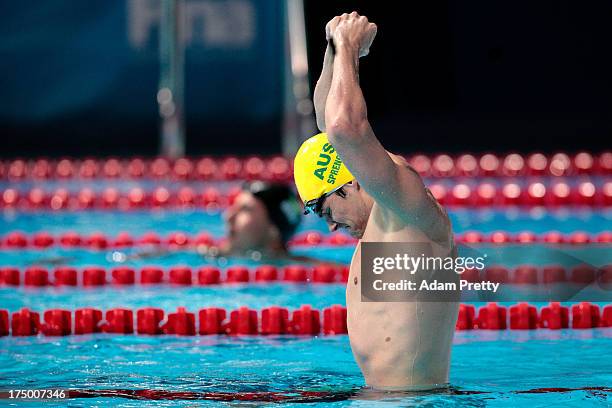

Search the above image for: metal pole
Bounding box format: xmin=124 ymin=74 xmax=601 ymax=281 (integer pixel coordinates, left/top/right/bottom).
xmin=159 ymin=0 xmax=185 ymax=158
xmin=282 ymin=0 xmax=315 ymax=156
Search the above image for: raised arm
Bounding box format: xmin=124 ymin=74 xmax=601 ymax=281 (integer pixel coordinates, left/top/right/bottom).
xmin=315 ymin=18 xmax=376 ymax=132
xmin=324 ymin=12 xmax=447 ymax=236
xmin=313 ymin=42 xmax=335 ymax=131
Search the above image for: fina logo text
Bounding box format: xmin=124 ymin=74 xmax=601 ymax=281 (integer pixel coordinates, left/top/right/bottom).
xmin=313 ymin=143 xmax=343 ymax=185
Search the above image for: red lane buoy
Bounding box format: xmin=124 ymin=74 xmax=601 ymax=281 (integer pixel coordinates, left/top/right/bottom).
xmin=573 ymin=152 xmax=594 ymax=174
xmin=114 ymin=232 xmax=135 ymax=247
xmin=198 ymin=266 xmax=221 ymax=285
xmin=479 ymin=154 xmax=500 ymax=176
xmin=173 ymin=158 xmax=193 ymax=180
xmin=476 ymin=303 xmax=507 ymax=330
xmin=549 ymin=153 xmax=572 ymax=177
xmin=127 ymin=158 xmax=146 ymax=178
xmin=312 ymin=265 xmax=337 ymax=283
xmin=487 ymin=231 xmax=513 ymax=244
xmin=0 ymin=267 xmax=20 ymax=286
xmin=112 ymin=267 xmax=135 ymax=285
xmin=77 ymin=188 xmax=96 ymax=209
xmin=59 ymin=231 xmax=82 ymax=247
xmin=25 ymin=266 xmax=49 ymax=286
xmin=431 ymin=154 xmax=455 ymax=177
xmin=409 ymin=154 xmax=431 ymax=176
xmin=54 ymin=267 xmax=78 ymax=286
xmin=515 ymin=231 xmax=537 ymax=244
xmin=570 ymin=264 xmax=596 ymax=284
xmin=74 ymin=308 xmax=103 ymax=334
xmin=542 ymin=265 xmax=566 ymax=284
xmin=150 ymin=158 xmax=170 ymax=178
xmin=2 ymin=188 xmax=20 ymax=207
xmin=152 ymin=187 xmax=171 ymax=207
xmin=82 ymin=267 xmax=106 ymax=286
xmin=5 ymin=231 xmax=28 ymax=248
xmin=571 ymin=302 xmax=600 ymax=329
xmin=199 ymin=308 xmax=227 ymax=335
xmin=168 ymin=232 xmax=189 ymax=247
xmin=137 ymin=308 xmax=164 ymax=335
xmin=139 ymin=232 xmax=162 ymax=246
xmin=502 ymin=153 xmax=525 ymax=176
xmin=33 ymin=231 xmax=54 ymax=248
xmin=244 ymin=157 xmax=266 ymax=180
xmin=323 ymin=305 xmax=347 ymax=334
xmin=542 ymin=231 xmax=565 ymax=244
xmin=103 ymin=309 xmax=134 ymax=334
xmin=196 ymin=157 xmax=217 ymax=180
xmin=55 ymin=159 xmax=75 ymax=178
xmin=227 ymin=307 xmax=258 ymax=335
xmin=539 ymin=302 xmax=569 ymax=330
xmin=140 ymin=267 xmax=164 ymax=284
xmin=42 ymin=309 xmax=72 ymax=336
xmin=220 ymin=157 xmax=242 ymax=180
xmin=261 ymin=307 xmax=290 ymax=335
xmin=456 ymin=154 xmax=479 ymax=177
xmin=484 ymin=265 xmax=510 ymax=283
xmin=456 ymin=304 xmax=475 ymax=330
xmin=475 ymin=182 xmax=497 ymax=206
xmin=164 ymin=307 xmax=196 ymax=335
xmin=177 ymin=186 xmax=196 ymax=206
xmin=546 ymin=181 xmax=571 ymax=206
xmin=103 ymin=158 xmax=122 ymax=178
xmin=226 ymin=266 xmax=250 ymax=283
xmin=290 ymin=305 xmax=321 ymax=335
xmin=512 ymin=265 xmax=538 ymax=285
xmin=255 ymin=265 xmax=278 ymax=282
xmin=283 ymin=265 xmax=308 ymax=282
xmin=79 ymin=159 xmax=99 ymax=178
xmin=267 ymin=156 xmax=291 ymax=181
xmin=11 ymin=308 xmax=40 ymax=336
xmin=0 ymin=310 xmax=8 ymax=336
xmin=86 ymin=232 xmax=109 ymax=249
xmin=509 ymin=303 xmax=538 ymax=330
xmin=169 ymin=266 xmax=192 ymax=285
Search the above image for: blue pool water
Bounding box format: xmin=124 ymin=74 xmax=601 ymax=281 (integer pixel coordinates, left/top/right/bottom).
xmin=1 ymin=207 xmax=611 ymax=406
xmin=2 ymin=207 xmax=612 ymax=235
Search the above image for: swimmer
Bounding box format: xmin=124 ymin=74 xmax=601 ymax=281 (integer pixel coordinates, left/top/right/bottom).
xmin=220 ymin=181 xmax=302 ymax=258
xmin=294 ymin=12 xmax=459 ymax=390
xmin=124 ymin=181 xmax=323 ymax=264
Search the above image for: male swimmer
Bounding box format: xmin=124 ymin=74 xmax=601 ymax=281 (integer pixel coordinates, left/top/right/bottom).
xmin=294 ymin=12 xmax=459 ymax=390
xmin=120 ymin=181 xmax=304 ymax=263
xmin=220 ymin=181 xmax=302 ymax=259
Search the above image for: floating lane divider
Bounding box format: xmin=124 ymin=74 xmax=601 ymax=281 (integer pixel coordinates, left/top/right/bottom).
xmin=1 ymin=152 xmax=610 ymax=181
xmin=1 ymin=264 xmax=611 ymax=287
xmin=1 ymin=302 xmax=611 ymax=337
xmin=0 ymin=230 xmax=610 ymax=250
xmin=1 ymin=180 xmax=611 ymax=210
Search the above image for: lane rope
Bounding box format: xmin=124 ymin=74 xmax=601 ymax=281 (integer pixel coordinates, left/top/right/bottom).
xmin=1 ymin=302 xmax=611 ymax=336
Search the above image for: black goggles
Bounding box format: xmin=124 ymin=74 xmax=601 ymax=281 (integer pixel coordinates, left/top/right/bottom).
xmin=302 ymin=186 xmax=346 ymax=216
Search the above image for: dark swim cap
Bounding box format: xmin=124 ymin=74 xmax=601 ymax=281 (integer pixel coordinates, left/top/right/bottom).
xmin=243 ymin=181 xmax=301 ymax=244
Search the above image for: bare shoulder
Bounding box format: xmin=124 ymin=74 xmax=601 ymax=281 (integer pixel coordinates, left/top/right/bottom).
xmin=383 ymin=151 xmax=453 ymax=248
xmin=388 ymin=152 xmax=409 ymax=166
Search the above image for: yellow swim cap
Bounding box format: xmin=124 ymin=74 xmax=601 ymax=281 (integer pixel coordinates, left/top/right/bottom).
xmin=293 ymin=133 xmax=355 ymax=211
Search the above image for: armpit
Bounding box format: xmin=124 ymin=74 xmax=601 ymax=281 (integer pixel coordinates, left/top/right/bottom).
xmin=424 ymin=187 xmax=453 ymax=248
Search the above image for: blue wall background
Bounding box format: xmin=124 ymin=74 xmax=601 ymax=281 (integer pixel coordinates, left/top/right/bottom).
xmin=0 ymin=0 xmax=285 ymax=156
